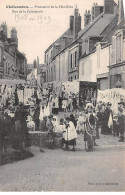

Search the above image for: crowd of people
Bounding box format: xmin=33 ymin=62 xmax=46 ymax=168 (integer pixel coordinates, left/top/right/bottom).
xmin=0 ymin=82 xmax=125 ymax=163
xmin=31 ymin=98 xmax=125 ymax=151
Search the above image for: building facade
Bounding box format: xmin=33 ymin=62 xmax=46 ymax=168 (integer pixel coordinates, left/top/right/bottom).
xmin=109 ymin=29 xmax=125 ymax=89
xmin=44 ymin=0 xmax=124 ymax=84
xmin=45 ymin=5 xmax=81 ymax=83
xmin=0 ymin=22 xmax=27 ymax=80
xmin=79 ymin=27 xmax=125 ymax=90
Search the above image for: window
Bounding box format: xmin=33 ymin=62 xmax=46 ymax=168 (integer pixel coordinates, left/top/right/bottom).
xmin=54 ymin=65 xmax=56 ymax=80
xmin=116 ymin=34 xmax=122 ymax=63
xmin=75 ymin=51 xmax=77 ymax=67
xmin=46 ymin=54 xmax=48 ymax=65
xmin=51 ymin=67 xmax=53 ymax=81
xmin=71 ymin=54 xmax=72 ymax=68
xmin=110 ymin=74 xmax=122 ymax=88
xmin=111 ymin=31 xmax=123 ymax=65
xmin=6 ymin=61 xmax=7 ymax=73
xmin=46 ymin=70 xmax=48 ymax=82
xmin=0 ymin=48 xmax=1 ymax=63
xmin=111 ymin=36 xmax=116 ymax=65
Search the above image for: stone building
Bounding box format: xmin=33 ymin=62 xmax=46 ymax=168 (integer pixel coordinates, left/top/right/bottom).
xmin=44 ymin=0 xmax=123 ymax=84
xmin=79 ymin=0 xmax=125 ymax=90
xmin=45 ymin=5 xmax=81 ymax=83
xmin=109 ymin=28 xmax=125 ymax=89
xmin=0 ymin=22 xmax=27 ymax=80
xmin=27 ymin=58 xmax=46 ymax=87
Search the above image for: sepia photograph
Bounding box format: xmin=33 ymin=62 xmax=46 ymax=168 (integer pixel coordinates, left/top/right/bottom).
xmin=0 ymin=0 xmax=125 ymax=192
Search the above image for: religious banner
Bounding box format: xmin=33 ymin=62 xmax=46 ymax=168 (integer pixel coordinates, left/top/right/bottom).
xmin=62 ymin=81 xmax=79 ymax=95
xmin=97 ymin=88 xmax=125 ymax=113
xmin=52 ymin=81 xmax=62 ymax=96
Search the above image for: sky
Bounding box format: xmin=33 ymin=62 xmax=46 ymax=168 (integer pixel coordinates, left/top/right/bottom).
xmin=0 ymin=0 xmax=124 ymax=64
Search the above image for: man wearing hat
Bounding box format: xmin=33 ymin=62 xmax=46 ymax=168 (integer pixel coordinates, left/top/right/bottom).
xmin=118 ymin=101 xmax=125 ymax=115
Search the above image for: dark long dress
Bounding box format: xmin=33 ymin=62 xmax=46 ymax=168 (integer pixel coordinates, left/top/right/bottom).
xmin=118 ymin=114 xmax=125 ymax=141
xmin=20 ymin=108 xmax=30 ymax=147
xmin=84 ymin=114 xmax=96 ymax=151
xmin=102 ymin=108 xmax=112 ymax=135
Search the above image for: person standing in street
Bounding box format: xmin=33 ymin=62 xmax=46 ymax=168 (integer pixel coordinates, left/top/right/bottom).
xmin=14 ymin=104 xmax=22 ymax=133
xmin=84 ymin=104 xmax=97 ymax=152
xmin=33 ymin=102 xmax=40 ymax=131
xmin=0 ymin=112 xmax=6 ymax=164
xmin=64 ymin=117 xmax=77 ymax=151
xmin=117 ymin=108 xmax=125 ymax=142
xmin=46 ymin=115 xmax=55 ymax=149
xmin=103 ymin=102 xmax=113 ymax=135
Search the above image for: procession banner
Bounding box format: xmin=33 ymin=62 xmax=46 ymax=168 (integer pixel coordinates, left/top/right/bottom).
xmin=97 ymin=88 xmax=125 ymax=113
xmin=62 ymin=81 xmax=79 ymax=95
xmin=52 ymin=81 xmax=62 ymax=96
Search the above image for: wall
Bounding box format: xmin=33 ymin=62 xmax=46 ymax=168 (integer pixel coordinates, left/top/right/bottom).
xmin=46 ymin=48 xmax=69 ymax=83
xmin=98 ymin=45 xmax=110 ymax=75
xmin=68 ymin=44 xmax=79 ymax=81
xmin=79 ymin=44 xmax=110 ymax=84
xmin=79 ymin=52 xmax=97 ymax=82
xmin=109 ymin=31 xmax=125 ymax=89
xmin=123 ymin=38 xmax=125 ymax=61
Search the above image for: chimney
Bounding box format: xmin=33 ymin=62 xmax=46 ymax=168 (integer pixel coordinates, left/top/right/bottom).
xmin=91 ymin=3 xmax=104 ymax=21
xmin=104 ymin=0 xmax=114 ymax=14
xmin=118 ymin=0 xmax=124 ymax=23
xmin=73 ymin=6 xmax=81 ymax=39
xmin=11 ymin=27 xmax=18 ymax=48
xmin=84 ymin=10 xmax=91 ymax=27
xmin=70 ymin=15 xmax=74 ymax=32
xmin=37 ymin=56 xmax=40 ymax=75
xmin=1 ymin=21 xmax=7 ymax=38
xmin=78 ymin=14 xmax=81 ymax=32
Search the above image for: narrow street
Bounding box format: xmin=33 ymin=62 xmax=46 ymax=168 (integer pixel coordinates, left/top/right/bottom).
xmin=0 ymin=134 xmax=125 ymax=192
xmin=0 ymin=0 xmax=125 ymax=192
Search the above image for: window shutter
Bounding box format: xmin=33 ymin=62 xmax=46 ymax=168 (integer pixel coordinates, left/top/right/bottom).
xmin=116 ymin=34 xmax=122 ymax=63
xmin=111 ymin=36 xmax=116 ymax=64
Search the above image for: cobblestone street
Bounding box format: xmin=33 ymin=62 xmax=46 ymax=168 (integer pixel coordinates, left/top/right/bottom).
xmin=0 ymin=133 xmax=125 ymax=192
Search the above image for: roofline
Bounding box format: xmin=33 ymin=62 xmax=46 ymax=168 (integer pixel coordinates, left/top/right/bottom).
xmin=79 ymin=42 xmax=112 ymax=60
xmin=52 ymin=39 xmax=78 ymax=61
xmin=44 ymin=28 xmax=71 ymax=53
xmin=78 ymin=12 xmax=104 ymax=39
xmin=52 ymin=12 xmax=105 ymax=59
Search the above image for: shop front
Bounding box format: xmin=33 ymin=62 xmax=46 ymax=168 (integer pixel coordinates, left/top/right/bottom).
xmin=79 ymin=81 xmax=97 ymax=108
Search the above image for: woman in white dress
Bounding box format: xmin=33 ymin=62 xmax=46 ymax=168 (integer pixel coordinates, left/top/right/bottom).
xmin=52 ymin=116 xmax=59 ymax=132
xmin=64 ymin=117 xmax=77 ymax=151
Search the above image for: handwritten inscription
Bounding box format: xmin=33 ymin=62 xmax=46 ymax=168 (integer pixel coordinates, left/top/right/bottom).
xmin=15 ymin=14 xmax=51 ymax=24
